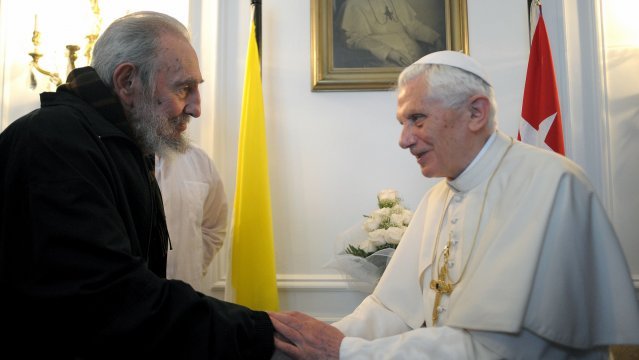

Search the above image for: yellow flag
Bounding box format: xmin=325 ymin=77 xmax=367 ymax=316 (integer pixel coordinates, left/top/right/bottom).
xmin=225 ymin=11 xmax=279 ymax=311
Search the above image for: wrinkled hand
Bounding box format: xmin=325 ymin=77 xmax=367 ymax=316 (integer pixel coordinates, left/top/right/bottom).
xmin=269 ymin=311 xmax=345 ymax=360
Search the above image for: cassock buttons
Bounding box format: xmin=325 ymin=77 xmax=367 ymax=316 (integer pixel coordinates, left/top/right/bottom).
xmin=450 ymin=230 xmax=459 ymax=246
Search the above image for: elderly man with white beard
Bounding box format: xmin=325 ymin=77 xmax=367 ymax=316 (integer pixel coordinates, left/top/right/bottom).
xmin=0 ymin=11 xmax=274 ymax=359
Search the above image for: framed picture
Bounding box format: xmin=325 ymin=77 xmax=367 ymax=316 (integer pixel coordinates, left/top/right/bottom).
xmin=311 ymin=0 xmax=468 ymax=91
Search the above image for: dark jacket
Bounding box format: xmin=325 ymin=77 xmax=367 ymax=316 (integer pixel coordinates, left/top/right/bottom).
xmin=0 ymin=67 xmax=274 ymax=359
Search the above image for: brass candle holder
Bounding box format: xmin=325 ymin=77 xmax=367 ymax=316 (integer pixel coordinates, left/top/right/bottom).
xmin=28 ymin=0 xmax=101 ymax=89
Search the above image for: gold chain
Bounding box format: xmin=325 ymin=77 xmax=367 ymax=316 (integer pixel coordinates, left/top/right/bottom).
xmin=429 ymin=138 xmax=514 ymax=324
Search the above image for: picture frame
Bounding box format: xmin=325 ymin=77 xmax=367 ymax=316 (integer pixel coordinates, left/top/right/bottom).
xmin=311 ymin=0 xmax=469 ymax=91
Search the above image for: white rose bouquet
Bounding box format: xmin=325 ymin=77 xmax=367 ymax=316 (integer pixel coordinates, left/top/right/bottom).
xmin=326 ymin=189 xmax=412 ymax=292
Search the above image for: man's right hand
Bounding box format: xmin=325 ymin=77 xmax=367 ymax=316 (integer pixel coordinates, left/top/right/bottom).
xmin=269 ymin=311 xmax=344 ymax=360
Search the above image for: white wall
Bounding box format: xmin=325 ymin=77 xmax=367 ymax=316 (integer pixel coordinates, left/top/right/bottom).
xmin=1 ymin=0 xmax=636 ymax=320
xmin=602 ymin=0 xmax=639 ymax=286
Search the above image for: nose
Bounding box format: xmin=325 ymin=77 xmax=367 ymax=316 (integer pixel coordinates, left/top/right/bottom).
xmin=185 ymin=89 xmax=201 ymax=118
xmin=398 ymin=123 xmax=415 ymax=149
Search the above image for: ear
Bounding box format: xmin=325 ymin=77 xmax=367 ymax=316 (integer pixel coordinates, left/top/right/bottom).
xmin=112 ymin=63 xmax=137 ymax=106
xmin=467 ymin=95 xmax=490 ymax=132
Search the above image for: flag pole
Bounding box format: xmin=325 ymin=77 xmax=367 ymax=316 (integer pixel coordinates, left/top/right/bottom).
xmin=251 ymin=0 xmax=262 ymax=62
xmin=528 ymin=0 xmax=541 ymax=44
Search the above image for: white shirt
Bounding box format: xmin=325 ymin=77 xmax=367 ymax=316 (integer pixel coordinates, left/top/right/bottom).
xmin=333 ymin=131 xmax=639 ymax=359
xmin=155 ymin=145 xmax=228 ymax=294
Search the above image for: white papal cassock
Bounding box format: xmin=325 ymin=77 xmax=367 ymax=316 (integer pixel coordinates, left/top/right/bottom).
xmin=334 ymin=130 xmax=639 ymax=359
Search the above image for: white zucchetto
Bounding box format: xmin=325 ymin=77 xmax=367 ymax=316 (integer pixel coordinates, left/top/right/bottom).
xmin=413 ymin=50 xmax=492 ymax=86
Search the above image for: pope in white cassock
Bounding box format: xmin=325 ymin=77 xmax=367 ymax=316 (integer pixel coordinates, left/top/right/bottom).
xmin=269 ymin=51 xmax=639 ymax=359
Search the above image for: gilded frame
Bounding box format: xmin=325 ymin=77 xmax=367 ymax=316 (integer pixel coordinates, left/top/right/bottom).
xmin=311 ymin=0 xmax=468 ymax=91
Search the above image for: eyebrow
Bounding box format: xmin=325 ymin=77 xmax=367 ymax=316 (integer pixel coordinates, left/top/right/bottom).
xmin=176 ymin=77 xmax=205 ymax=88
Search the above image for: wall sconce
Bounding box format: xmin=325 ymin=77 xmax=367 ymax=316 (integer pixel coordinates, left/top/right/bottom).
xmin=28 ymin=0 xmax=102 ymax=89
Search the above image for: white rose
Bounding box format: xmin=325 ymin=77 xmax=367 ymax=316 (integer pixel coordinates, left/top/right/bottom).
xmin=402 ymin=209 xmax=413 ymax=225
xmin=378 ymin=189 xmax=398 ymax=202
xmin=386 ymin=227 xmax=404 ymax=244
xmin=390 ymin=213 xmax=404 ymax=227
xmin=358 ymin=240 xmax=377 ymax=253
xmin=368 ymin=229 xmax=387 ymax=246
xmin=363 ymin=215 xmax=381 ymax=232
xmin=378 ymin=189 xmax=400 ymax=208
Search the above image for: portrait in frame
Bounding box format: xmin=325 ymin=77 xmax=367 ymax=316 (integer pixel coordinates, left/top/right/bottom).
xmin=311 ymin=0 xmax=469 ymax=91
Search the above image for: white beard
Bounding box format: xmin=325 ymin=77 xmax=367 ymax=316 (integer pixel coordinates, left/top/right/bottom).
xmin=128 ymin=92 xmax=191 ymax=155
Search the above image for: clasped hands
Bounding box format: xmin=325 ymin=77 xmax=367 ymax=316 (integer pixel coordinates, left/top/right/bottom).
xmin=269 ymin=311 xmax=345 ymax=360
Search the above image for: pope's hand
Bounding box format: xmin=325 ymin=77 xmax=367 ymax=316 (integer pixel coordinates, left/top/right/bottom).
xmin=269 ymin=311 xmax=344 ymax=360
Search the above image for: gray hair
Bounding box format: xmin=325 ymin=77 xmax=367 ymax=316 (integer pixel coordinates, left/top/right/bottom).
xmin=91 ymin=11 xmax=191 ymax=91
xmin=397 ymin=63 xmax=498 ymax=131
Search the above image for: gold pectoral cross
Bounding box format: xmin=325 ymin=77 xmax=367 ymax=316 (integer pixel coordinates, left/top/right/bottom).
xmin=429 ymin=245 xmax=454 ymax=325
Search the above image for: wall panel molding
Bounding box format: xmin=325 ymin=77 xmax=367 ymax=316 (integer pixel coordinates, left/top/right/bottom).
xmin=207 ymin=270 xmax=368 ymax=321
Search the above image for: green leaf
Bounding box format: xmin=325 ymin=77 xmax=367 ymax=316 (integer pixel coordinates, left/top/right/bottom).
xmin=345 ymin=244 xmax=370 ymax=258
xmin=375 ymin=243 xmax=398 ymax=252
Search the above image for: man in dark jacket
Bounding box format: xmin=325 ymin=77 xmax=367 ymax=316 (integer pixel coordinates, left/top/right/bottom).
xmin=0 ymin=11 xmax=274 ymax=359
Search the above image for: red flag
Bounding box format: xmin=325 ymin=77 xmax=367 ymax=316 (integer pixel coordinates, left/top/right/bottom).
xmin=518 ymin=11 xmax=565 ymax=155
